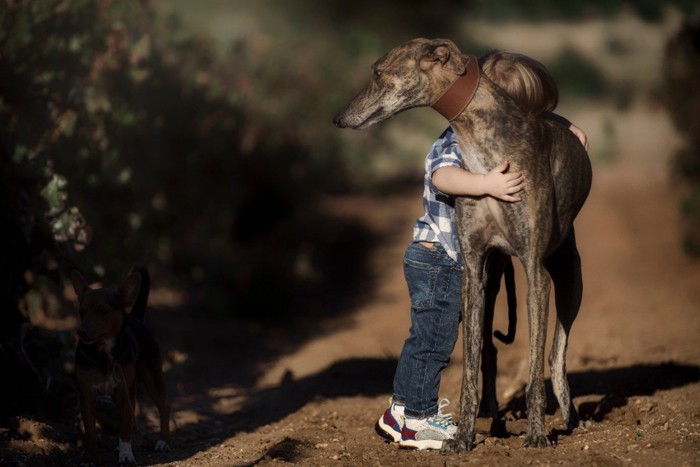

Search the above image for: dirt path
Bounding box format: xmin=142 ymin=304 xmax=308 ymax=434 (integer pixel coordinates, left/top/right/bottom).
xmin=3 ymin=119 xmax=700 ymax=466
xmin=135 ymin=143 xmax=700 ymax=465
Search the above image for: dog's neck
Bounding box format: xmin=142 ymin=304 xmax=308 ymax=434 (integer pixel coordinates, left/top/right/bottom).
xmin=431 ymin=55 xmax=480 ymax=122
xmin=448 ymin=78 xmax=534 ymax=174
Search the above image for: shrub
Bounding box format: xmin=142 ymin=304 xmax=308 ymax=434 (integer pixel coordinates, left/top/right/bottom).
xmin=0 ymin=0 xmax=373 ymax=416
xmin=663 ymin=16 xmax=700 ymax=256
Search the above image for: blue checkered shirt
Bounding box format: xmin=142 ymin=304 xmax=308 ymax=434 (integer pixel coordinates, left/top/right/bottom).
xmin=412 ymin=126 xmax=463 ymax=265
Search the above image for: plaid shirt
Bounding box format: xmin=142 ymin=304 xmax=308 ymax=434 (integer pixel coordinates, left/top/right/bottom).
xmin=412 ymin=126 xmax=464 ymax=265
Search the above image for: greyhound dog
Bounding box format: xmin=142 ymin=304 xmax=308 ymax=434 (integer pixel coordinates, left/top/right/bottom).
xmin=334 ymin=38 xmax=592 ymax=452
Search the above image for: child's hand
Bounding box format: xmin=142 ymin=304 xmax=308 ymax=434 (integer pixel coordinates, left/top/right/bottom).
xmin=569 ymin=124 xmax=589 ymax=151
xmin=484 ymin=161 xmax=524 ymax=202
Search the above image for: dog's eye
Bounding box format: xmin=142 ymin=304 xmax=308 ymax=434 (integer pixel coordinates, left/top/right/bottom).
xmin=373 ymin=69 xmax=382 ymax=79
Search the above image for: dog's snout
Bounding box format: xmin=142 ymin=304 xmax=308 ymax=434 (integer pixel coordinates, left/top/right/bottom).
xmin=332 ymin=114 xmax=344 ymax=128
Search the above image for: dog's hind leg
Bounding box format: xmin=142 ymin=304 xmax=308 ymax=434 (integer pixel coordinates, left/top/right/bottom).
xmin=479 ymin=252 xmax=509 ymax=419
xmin=545 ymin=231 xmax=582 ymax=430
xmin=139 ymin=360 xmax=171 ymax=451
xmin=479 ymin=284 xmax=498 ymax=418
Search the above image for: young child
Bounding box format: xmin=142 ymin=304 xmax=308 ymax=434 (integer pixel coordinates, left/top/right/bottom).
xmin=376 ymin=50 xmax=588 ymax=450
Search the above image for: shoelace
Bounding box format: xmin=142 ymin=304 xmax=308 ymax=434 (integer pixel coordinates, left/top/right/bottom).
xmin=429 ymin=398 xmax=457 ymax=428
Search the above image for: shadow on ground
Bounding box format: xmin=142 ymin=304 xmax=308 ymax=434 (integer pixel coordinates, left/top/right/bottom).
xmin=161 ymin=360 xmax=700 ymax=465
xmin=4 ymin=358 xmax=699 ymax=465
xmin=500 ymin=361 xmax=700 ymax=422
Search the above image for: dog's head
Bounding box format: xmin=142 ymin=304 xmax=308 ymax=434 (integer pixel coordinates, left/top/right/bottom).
xmin=333 ymin=38 xmax=469 ymax=130
xmin=71 ymin=270 xmax=141 ymax=349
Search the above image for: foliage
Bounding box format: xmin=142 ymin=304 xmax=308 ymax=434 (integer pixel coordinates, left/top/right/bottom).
xmin=1 ymin=0 xmax=370 ymax=318
xmin=548 ymin=48 xmax=610 ymax=99
xmin=663 ymin=16 xmax=700 ymax=256
xmin=0 ymin=0 xmax=382 ymax=416
xmin=467 ymin=0 xmax=698 ymax=22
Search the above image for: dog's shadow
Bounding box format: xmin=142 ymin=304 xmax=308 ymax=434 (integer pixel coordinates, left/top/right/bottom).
xmin=499 ymin=361 xmax=700 ymax=427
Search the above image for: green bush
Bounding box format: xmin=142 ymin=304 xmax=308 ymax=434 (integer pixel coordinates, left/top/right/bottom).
xmin=664 ymin=16 xmax=700 ymax=256
xmin=467 ymin=0 xmax=698 ymax=22
xmin=1 ymin=0 xmax=390 ymax=416
xmin=0 ymin=0 xmax=373 ymax=325
xmin=548 ymin=47 xmax=610 ymax=99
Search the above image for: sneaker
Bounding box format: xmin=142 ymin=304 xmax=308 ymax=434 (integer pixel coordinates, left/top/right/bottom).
xmin=375 ymin=399 xmax=405 ymax=443
xmin=399 ymin=399 xmax=457 ymax=450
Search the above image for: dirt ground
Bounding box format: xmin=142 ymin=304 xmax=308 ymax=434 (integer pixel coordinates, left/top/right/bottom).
xmin=3 ymin=105 xmax=700 ymax=466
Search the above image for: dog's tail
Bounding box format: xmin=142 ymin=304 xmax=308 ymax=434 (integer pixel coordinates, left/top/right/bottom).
xmin=130 ymin=266 xmax=150 ymax=322
xmin=494 ymin=259 xmax=517 ymax=344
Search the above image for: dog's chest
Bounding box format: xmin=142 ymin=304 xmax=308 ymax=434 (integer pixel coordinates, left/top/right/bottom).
xmin=91 ymin=371 xmax=122 ymax=394
xmin=77 ymin=337 xmax=133 ymax=394
xmin=459 ymin=145 xmax=490 ymax=174
xmin=455 ymin=197 xmax=520 ymax=255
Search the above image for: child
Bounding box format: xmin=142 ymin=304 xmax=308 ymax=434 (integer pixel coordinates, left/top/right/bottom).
xmin=376 ymin=50 xmax=588 ymax=450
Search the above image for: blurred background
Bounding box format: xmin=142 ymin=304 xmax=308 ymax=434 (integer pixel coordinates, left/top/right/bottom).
xmin=1 ymin=0 xmax=699 ymax=453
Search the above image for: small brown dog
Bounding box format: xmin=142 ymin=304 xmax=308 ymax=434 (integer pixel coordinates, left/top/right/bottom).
xmin=71 ymin=266 xmax=170 ymax=464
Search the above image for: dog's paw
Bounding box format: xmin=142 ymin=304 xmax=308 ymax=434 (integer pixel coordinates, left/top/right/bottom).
xmin=116 ymin=439 xmax=136 ymax=464
xmin=580 ymin=419 xmax=592 ymax=428
xmin=523 ymin=433 xmax=551 ymax=448
xmin=155 ymin=439 xmax=171 ymax=452
xmin=441 ymin=437 xmax=474 ymax=454
xmin=80 ymin=448 xmax=98 ymax=466
xmin=562 ymin=410 xmax=585 ymax=431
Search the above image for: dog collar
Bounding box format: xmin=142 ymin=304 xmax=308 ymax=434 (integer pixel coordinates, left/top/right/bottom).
xmin=431 ymin=54 xmax=480 ymax=122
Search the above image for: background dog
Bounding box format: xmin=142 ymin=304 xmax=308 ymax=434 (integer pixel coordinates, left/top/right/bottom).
xmin=72 ymin=267 xmax=170 ymax=464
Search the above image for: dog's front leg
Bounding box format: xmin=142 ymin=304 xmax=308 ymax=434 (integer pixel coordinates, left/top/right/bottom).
xmin=79 ymin=388 xmax=99 ymax=462
xmin=442 ymin=257 xmax=486 ymax=453
xmin=523 ymin=259 xmax=552 ymax=448
xmin=113 ymin=367 xmax=137 ymax=464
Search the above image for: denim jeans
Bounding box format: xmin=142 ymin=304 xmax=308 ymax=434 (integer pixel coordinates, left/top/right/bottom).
xmin=392 ymin=241 xmax=462 ymax=418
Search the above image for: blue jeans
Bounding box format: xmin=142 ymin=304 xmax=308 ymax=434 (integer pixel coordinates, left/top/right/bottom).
xmin=392 ymin=241 xmax=462 ymax=418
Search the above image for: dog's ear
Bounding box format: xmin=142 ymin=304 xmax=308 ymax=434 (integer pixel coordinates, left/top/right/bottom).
xmin=420 ymin=39 xmax=468 ymax=75
xmin=118 ymin=272 xmax=142 ymax=311
xmin=70 ymin=270 xmax=90 ymax=303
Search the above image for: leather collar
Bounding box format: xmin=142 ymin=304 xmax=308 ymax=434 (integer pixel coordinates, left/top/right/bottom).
xmin=431 ymin=55 xmax=480 ymax=121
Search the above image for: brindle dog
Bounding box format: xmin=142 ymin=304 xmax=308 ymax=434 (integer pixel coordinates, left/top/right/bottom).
xmin=334 ymin=38 xmax=592 ymax=452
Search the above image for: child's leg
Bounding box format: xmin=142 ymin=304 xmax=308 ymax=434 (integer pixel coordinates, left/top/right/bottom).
xmin=393 ymin=242 xmax=462 ymax=418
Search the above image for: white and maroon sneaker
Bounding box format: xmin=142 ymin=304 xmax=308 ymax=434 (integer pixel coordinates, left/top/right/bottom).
xmin=375 ymin=399 xmax=405 ymax=443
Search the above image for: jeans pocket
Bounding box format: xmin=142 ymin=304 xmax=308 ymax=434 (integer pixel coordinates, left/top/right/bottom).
xmin=404 ymin=257 xmax=436 ymax=310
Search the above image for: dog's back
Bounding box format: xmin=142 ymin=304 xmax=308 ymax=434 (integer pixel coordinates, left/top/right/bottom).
xmin=449 ymin=79 xmax=590 ymax=257
xmin=543 ymin=118 xmax=592 ymax=221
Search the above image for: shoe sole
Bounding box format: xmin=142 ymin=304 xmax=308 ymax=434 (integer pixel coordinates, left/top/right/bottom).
xmin=375 ymin=420 xmax=401 ymax=443
xmin=399 ymin=439 xmax=446 ymax=450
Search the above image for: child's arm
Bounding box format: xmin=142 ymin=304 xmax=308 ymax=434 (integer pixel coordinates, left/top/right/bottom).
xmin=432 ymin=161 xmax=524 ymax=202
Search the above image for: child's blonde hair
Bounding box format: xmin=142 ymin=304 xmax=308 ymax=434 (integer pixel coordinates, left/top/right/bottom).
xmin=480 ymin=50 xmax=559 ymax=115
